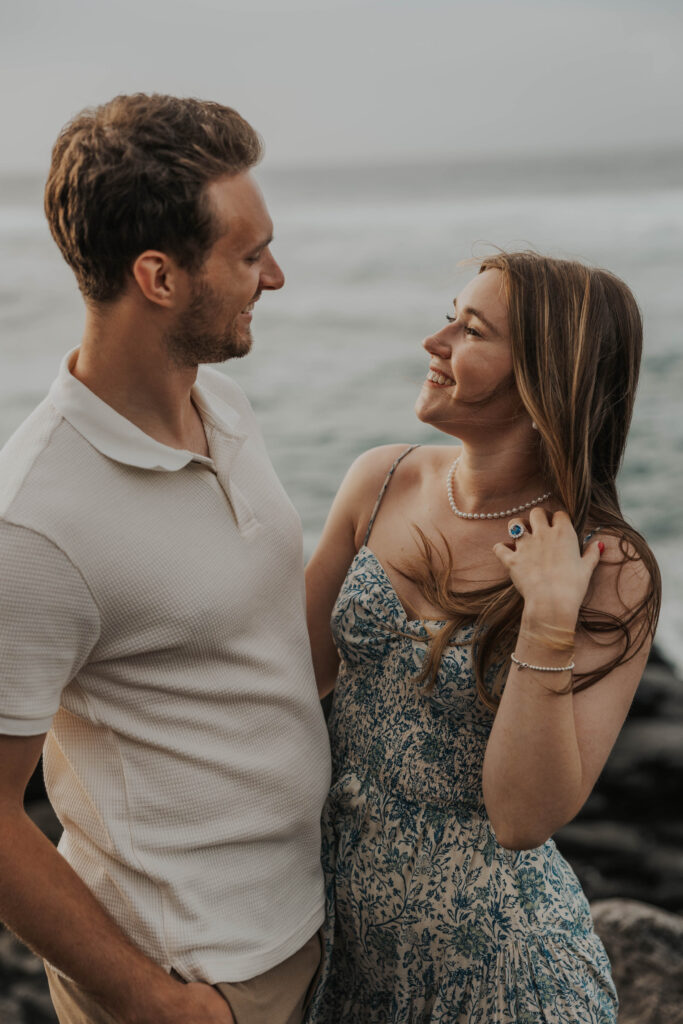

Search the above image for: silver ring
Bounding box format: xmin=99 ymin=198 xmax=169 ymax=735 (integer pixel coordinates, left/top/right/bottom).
xmin=508 ymin=522 xmax=526 ymax=540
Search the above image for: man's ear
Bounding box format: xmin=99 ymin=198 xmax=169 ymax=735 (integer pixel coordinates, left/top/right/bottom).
xmin=132 ymin=251 xmax=184 ymax=307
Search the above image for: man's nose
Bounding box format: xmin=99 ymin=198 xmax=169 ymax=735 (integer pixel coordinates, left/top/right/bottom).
xmin=261 ymin=250 xmax=285 ymax=291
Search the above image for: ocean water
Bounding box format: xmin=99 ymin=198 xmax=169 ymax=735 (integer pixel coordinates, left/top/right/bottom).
xmin=1 ymin=150 xmax=682 ymax=670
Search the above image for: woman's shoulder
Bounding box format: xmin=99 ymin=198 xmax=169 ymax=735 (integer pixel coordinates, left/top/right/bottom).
xmin=340 ymin=443 xmax=457 ymax=509
xmin=583 ymin=523 xmax=650 ymax=569
xmin=584 ymin=526 xmax=657 ymax=626
xmin=348 ymin=442 xmax=458 ymax=483
xmin=331 ymin=444 xmax=411 ymax=511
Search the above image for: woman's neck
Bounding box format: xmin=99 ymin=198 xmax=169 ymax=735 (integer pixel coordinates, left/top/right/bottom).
xmin=450 ymin=441 xmax=549 ymax=516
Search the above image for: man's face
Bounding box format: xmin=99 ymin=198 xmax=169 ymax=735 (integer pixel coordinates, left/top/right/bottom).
xmin=165 ymin=172 xmax=284 ymax=367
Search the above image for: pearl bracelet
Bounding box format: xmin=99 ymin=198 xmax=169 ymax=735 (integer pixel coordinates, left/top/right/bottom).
xmin=511 ymin=653 xmax=575 ymax=673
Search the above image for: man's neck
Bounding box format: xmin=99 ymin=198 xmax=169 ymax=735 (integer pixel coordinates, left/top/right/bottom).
xmin=72 ymin=305 xmax=209 ymax=457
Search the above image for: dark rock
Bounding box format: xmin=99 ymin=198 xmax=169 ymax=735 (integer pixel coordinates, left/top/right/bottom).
xmin=24 ymin=801 xmax=61 ymax=846
xmin=0 ymin=930 xmax=45 ymax=978
xmin=23 ymin=759 xmax=48 ymax=804
xmin=8 ymin=981 xmax=57 ymax=1023
xmin=0 ymin=929 xmax=57 ymax=1024
xmin=591 ymin=898 xmax=683 ymax=1024
xmin=0 ymin=994 xmax=24 ymax=1024
xmin=556 ymin=645 xmax=683 ymax=912
xmin=627 ymin=662 xmax=683 ymax=718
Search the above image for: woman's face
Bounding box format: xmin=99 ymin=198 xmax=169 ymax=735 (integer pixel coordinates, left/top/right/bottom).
xmin=415 ymin=268 xmax=524 ymax=437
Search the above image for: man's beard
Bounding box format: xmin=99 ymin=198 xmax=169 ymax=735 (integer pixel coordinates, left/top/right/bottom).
xmin=165 ymin=274 xmax=253 ymax=368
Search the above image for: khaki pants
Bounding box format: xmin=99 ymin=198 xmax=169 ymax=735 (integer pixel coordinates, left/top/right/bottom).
xmin=45 ymin=930 xmax=322 ymax=1024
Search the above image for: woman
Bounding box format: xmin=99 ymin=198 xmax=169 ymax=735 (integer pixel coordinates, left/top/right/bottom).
xmin=304 ymin=251 xmax=660 ymax=1023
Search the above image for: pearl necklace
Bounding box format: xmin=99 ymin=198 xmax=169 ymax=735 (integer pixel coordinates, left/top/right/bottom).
xmin=447 ymin=456 xmax=551 ymax=520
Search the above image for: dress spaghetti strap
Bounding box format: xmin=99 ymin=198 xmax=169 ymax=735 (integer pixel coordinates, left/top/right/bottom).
xmin=362 ymin=444 xmax=421 ymax=548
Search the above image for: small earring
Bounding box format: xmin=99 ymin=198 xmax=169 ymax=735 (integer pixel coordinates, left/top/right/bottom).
xmin=531 ymin=420 xmax=538 ymax=430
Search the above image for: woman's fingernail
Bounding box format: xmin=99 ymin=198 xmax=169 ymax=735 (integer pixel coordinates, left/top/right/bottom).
xmin=598 ymin=542 xmax=605 ymax=554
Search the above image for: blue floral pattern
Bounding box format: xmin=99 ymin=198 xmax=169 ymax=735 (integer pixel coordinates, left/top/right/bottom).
xmin=306 ymin=546 xmax=617 ymax=1023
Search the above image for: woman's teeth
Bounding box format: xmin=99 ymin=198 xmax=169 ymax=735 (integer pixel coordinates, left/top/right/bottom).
xmin=427 ymin=370 xmax=455 ymax=386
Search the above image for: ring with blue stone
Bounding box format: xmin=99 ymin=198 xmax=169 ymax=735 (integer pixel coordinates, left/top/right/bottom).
xmin=508 ymin=522 xmax=526 ymax=540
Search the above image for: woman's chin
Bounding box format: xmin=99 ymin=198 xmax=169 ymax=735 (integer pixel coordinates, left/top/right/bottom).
xmin=415 ymin=393 xmax=450 ymax=426
xmin=414 ymin=397 xmax=432 ymax=424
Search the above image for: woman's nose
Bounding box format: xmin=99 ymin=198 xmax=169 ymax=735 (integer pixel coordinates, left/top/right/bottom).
xmin=422 ymin=329 xmax=452 ymax=357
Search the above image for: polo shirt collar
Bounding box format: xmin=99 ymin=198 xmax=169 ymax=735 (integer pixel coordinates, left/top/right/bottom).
xmin=48 ymin=349 xmax=245 ymax=472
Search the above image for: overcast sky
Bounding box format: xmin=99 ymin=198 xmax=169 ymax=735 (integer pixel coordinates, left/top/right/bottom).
xmin=1 ymin=0 xmax=681 ymax=173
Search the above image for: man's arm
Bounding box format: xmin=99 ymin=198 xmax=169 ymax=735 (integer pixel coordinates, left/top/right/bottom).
xmin=0 ymin=733 xmax=233 ymax=1024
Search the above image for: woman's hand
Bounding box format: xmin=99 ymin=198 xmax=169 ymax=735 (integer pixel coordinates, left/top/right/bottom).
xmin=492 ymin=508 xmax=603 ymax=630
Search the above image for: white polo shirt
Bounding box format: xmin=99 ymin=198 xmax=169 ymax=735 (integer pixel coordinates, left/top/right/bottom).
xmin=0 ymin=351 xmax=331 ymax=983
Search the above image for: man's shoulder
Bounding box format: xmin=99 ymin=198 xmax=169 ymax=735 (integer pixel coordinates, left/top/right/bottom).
xmin=0 ymin=396 xmax=64 ymax=518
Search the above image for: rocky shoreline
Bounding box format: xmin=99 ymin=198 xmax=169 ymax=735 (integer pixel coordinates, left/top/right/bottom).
xmin=555 ymin=645 xmax=683 ymax=912
xmin=2 ymin=646 xmax=682 ymax=1022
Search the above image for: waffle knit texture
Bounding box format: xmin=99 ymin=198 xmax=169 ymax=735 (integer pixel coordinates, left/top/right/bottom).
xmin=0 ymin=351 xmax=331 ymax=983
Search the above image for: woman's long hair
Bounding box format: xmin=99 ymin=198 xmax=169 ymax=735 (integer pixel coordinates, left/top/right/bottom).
xmin=409 ymin=251 xmax=661 ymax=711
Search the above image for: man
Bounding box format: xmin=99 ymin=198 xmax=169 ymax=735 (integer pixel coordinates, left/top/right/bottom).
xmin=0 ymin=93 xmax=331 ymax=1024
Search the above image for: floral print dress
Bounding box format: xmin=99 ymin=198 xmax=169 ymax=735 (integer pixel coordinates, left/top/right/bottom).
xmin=306 ymin=449 xmax=618 ymax=1024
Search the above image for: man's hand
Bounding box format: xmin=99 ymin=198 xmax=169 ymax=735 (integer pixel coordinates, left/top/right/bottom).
xmin=167 ymin=982 xmax=235 ymax=1024
xmin=126 ymin=980 xmax=235 ymax=1024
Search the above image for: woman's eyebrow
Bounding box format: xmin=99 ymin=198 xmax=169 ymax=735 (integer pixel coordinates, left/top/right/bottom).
xmin=453 ymin=298 xmax=500 ymax=336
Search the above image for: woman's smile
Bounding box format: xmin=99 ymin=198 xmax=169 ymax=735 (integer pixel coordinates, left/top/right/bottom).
xmin=426 ymin=368 xmax=455 ymax=387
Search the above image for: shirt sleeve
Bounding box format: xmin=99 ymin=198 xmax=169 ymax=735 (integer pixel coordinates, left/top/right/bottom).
xmin=0 ymin=520 xmax=101 ymax=736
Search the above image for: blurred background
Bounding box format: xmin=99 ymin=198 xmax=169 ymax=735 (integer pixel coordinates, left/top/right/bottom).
xmin=2 ymin=0 xmax=682 ymax=660
xmin=1 ymin=0 xmax=682 ymax=1019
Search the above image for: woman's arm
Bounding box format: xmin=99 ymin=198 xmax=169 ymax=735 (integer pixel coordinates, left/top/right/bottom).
xmin=483 ymin=508 xmax=653 ymax=849
xmin=306 ymin=444 xmax=410 ymax=697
